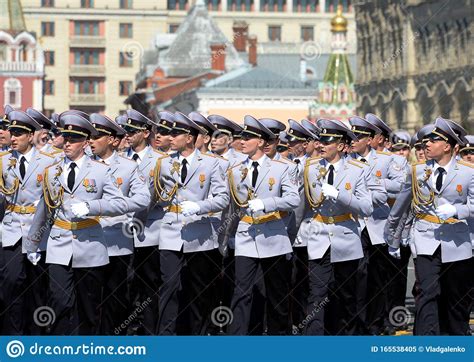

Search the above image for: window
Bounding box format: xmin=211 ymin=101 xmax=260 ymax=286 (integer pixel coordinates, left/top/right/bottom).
xmin=301 ymin=26 xmax=314 ymax=41
xmin=119 ymin=52 xmax=133 ymax=67
xmin=167 ymin=0 xmax=188 ymax=10
xmin=268 ymin=25 xmax=281 ymax=41
xmin=120 ymin=0 xmax=133 ymax=8
xmin=119 ymin=23 xmax=133 ymax=38
xmin=119 ymin=81 xmax=132 ymax=96
xmin=3 ymin=78 xmax=22 ymax=107
xmin=74 ymin=21 xmax=100 ymax=36
xmin=41 ymin=0 xmax=54 ymax=6
xmin=44 ymin=80 xmax=55 ymax=95
xmin=227 ymin=0 xmax=253 ymax=11
xmin=261 ymin=0 xmax=286 ymax=11
xmin=9 ymin=91 xmax=16 ymax=104
xmin=74 ymin=79 xmax=100 ymax=94
xmin=81 ymin=0 xmax=94 ymax=8
xmin=168 ymin=24 xmax=180 ymax=33
xmin=44 ymin=51 xmax=55 ymax=66
xmin=0 ymin=42 xmax=6 ymax=61
xmin=41 ymin=22 xmax=55 ymax=36
xmin=73 ymin=50 xmax=100 ymax=65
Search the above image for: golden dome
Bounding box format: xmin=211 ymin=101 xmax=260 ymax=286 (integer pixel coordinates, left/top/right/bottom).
xmin=331 ymin=4 xmax=348 ymax=32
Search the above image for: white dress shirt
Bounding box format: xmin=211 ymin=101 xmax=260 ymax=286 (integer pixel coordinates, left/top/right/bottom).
xmin=431 ymin=157 xmax=455 ymax=190
xmin=245 ymin=154 xmax=267 ymax=185
xmin=177 ymin=149 xmax=197 ymax=175
xmin=63 ymin=154 xmax=86 ymax=186
xmin=129 ymin=146 xmax=150 ymax=165
xmin=323 ymin=158 xmax=343 ymax=184
xmin=17 ymin=147 xmax=35 ymax=176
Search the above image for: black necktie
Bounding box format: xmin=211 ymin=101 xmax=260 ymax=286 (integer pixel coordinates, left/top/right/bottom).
xmin=68 ymin=162 xmax=77 ymax=191
xmin=327 ymin=165 xmax=335 ymax=185
xmin=132 ymin=153 xmax=140 ymax=162
xmin=436 ymin=167 xmax=445 ymax=191
xmin=19 ymin=156 xmax=26 ymax=179
xmin=294 ymin=159 xmax=301 ymax=165
xmin=360 ymin=158 xmax=367 ymax=163
xmin=181 ymin=159 xmax=188 ymax=183
xmin=251 ymin=161 xmax=259 ymax=188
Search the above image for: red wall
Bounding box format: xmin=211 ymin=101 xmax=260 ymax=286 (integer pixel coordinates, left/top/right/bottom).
xmin=0 ymin=76 xmax=36 ymax=110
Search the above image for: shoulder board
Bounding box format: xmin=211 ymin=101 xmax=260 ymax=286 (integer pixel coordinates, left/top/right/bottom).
xmin=230 ymin=161 xmax=244 ymax=170
xmin=39 ymin=151 xmax=55 ymax=158
xmin=281 ymin=156 xmax=295 ymax=164
xmin=153 ymin=149 xmax=167 ymax=156
xmin=350 ymin=158 xmax=368 ymax=166
xmin=348 ymin=160 xmax=364 ymax=169
xmin=90 ymin=159 xmax=108 ymax=166
xmin=307 ymin=157 xmax=322 ymax=165
xmin=457 ymin=160 xmax=474 ymax=169
xmin=376 ymin=150 xmax=392 ymax=156
xmin=270 ymin=159 xmax=286 ymax=164
xmin=411 ymin=161 xmax=426 ymax=166
xmin=45 ymin=159 xmax=62 ymax=170
xmin=0 ymin=150 xmax=12 ymax=157
xmin=202 ymin=152 xmax=224 ymax=160
xmin=157 ymin=154 xmax=170 ymax=161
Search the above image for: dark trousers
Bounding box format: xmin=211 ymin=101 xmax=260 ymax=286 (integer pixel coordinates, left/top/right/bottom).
xmin=385 ymin=244 xmax=411 ymax=329
xmin=101 ymin=255 xmax=132 ymax=335
xmin=158 ymin=249 xmax=220 ymax=335
xmin=48 ymin=263 xmax=105 ymax=335
xmin=0 ymin=240 xmax=48 ymax=335
xmin=290 ymin=247 xmax=308 ymax=329
xmin=365 ymin=242 xmax=392 ymax=335
xmin=355 ymin=228 xmax=370 ymax=334
xmin=306 ymin=250 xmax=359 ymax=335
xmin=131 ymin=246 xmax=160 ymax=335
xmin=228 ymin=255 xmax=291 ymax=335
xmin=414 ymin=247 xmax=473 ymax=335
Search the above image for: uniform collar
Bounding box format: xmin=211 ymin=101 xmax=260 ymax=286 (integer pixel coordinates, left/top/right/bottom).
xmin=95 ymin=151 xmax=116 ymax=165
xmin=432 ymin=156 xmax=455 ymax=175
xmin=64 ymin=154 xmax=86 ymax=170
xmin=323 ymin=157 xmax=343 ymax=173
xmin=245 ymin=153 xmax=267 ymax=167
xmin=17 ymin=146 xmax=35 ymax=164
xmin=177 ymin=148 xmax=197 ymax=165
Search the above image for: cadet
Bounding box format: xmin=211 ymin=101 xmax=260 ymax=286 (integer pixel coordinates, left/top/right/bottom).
xmin=298 ymin=119 xmax=373 ymax=335
xmin=122 ymin=109 xmax=166 ymax=335
xmin=350 ymin=115 xmax=406 ymax=335
xmin=460 ymin=135 xmax=473 ymax=164
xmin=385 ymin=118 xmax=473 ymax=335
xmin=155 ymin=112 xmax=228 ymax=335
xmin=302 ymin=119 xmax=321 ymax=158
xmin=26 ymin=108 xmax=56 ymax=153
xmin=287 ymin=119 xmax=316 ymax=175
xmin=0 ymin=111 xmax=54 ymax=335
xmin=88 ymin=113 xmax=151 ymax=335
xmin=154 ymin=111 xmax=173 ymax=154
xmin=209 ymin=115 xmax=246 ymax=167
xmin=0 ymin=105 xmax=13 ymax=151
xmin=277 ymin=131 xmax=290 ymax=158
xmin=391 ymin=130 xmax=412 ymax=161
xmin=25 ymin=112 xmax=128 ymax=335
xmin=227 ymin=115 xmax=299 ymax=335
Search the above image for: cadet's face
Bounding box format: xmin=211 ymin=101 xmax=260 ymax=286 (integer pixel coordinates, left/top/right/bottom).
xmin=0 ymin=128 xmax=11 ymax=147
xmin=90 ymin=134 xmax=114 ymax=157
xmin=305 ymin=140 xmax=315 ymax=155
xmin=126 ymin=130 xmax=149 ymax=149
xmin=461 ymin=150 xmax=474 ymax=164
xmin=170 ymin=132 xmax=193 ymax=151
xmin=425 ymin=139 xmax=451 ymax=160
xmin=394 ymin=146 xmax=411 ymax=160
xmin=195 ymin=134 xmax=210 ymax=150
xmin=263 ymin=138 xmax=278 ymax=158
xmin=10 ymin=130 xmax=34 ymax=153
xmin=231 ymin=138 xmax=243 ymax=151
xmin=320 ymin=140 xmax=344 ymax=160
xmin=351 ymin=135 xmax=371 ymax=154
xmin=155 ymin=132 xmax=172 ymax=150
xmin=414 ymin=146 xmax=426 ymax=162
xmin=34 ymin=129 xmax=49 ymax=147
xmin=288 ymin=140 xmax=306 ymax=157
xmin=241 ymin=136 xmax=263 ymax=155
xmin=63 ymin=136 xmax=88 ymax=160
xmin=211 ymin=134 xmax=231 ymax=153
xmin=370 ymin=134 xmax=385 ymax=149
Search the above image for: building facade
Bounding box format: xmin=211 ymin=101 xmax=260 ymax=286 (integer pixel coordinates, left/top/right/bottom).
xmin=0 ymin=0 xmax=44 ymax=110
xmin=20 ymin=0 xmax=356 ymax=116
xmin=354 ymin=0 xmax=472 ymax=133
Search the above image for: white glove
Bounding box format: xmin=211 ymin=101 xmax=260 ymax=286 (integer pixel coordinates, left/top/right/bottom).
xmin=388 ymin=246 xmax=401 ymax=259
xmin=321 ymin=183 xmax=339 ymax=200
xmin=248 ymin=199 xmax=265 ymax=213
xmin=27 ymin=252 xmax=41 ymax=266
xmin=71 ymin=202 xmax=90 ymax=217
xmin=400 ymin=237 xmax=409 ymax=247
xmin=435 ymin=203 xmax=456 ymax=220
xmin=180 ymin=201 xmax=200 ymax=217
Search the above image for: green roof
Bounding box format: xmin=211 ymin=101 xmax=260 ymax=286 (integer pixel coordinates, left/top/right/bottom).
xmin=321 ymin=53 xmax=354 ymax=104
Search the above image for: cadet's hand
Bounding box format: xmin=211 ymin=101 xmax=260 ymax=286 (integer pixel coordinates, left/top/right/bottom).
xmin=388 ymin=246 xmax=401 ymax=259
xmin=27 ymin=252 xmax=41 ymax=266
xmin=435 ymin=204 xmax=456 ymax=220
xmin=71 ymin=202 xmax=90 ymax=217
xmin=321 ymin=183 xmax=339 ymax=199
xmin=248 ymin=199 xmax=265 ymax=213
xmin=180 ymin=201 xmax=200 ymax=217
xmin=400 ymin=237 xmax=409 ymax=247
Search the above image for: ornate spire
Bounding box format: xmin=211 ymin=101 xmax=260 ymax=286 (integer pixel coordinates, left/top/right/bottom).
xmin=330 ymin=4 xmax=348 ymax=33
xmin=0 ymin=0 xmax=27 ymax=33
